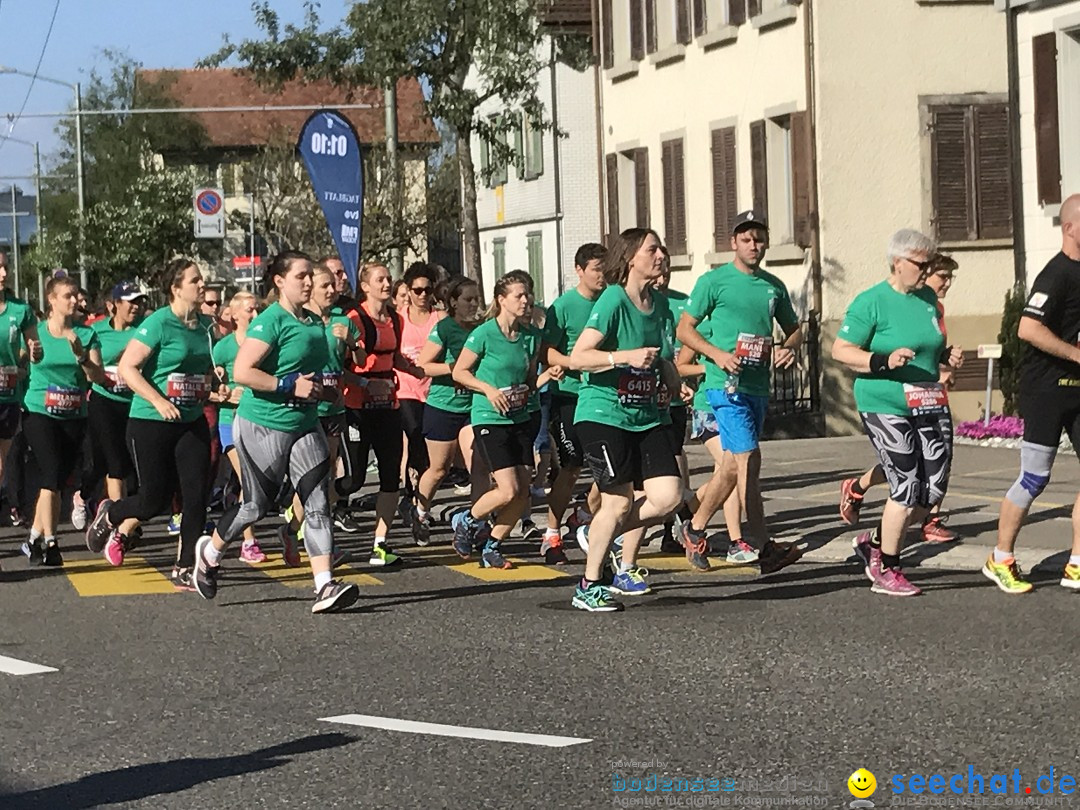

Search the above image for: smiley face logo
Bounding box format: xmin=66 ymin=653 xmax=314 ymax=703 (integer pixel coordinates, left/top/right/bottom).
xmin=848 ymin=769 xmax=877 ymax=798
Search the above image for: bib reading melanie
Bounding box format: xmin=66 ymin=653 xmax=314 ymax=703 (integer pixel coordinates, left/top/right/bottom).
xmin=44 ymin=385 xmax=82 ymax=416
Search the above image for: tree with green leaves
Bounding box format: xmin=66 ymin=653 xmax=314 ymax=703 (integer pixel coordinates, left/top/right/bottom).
xmin=204 ymin=0 xmax=592 ymax=298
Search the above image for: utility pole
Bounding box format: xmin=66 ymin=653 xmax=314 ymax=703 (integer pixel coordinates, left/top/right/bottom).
xmin=10 ymin=185 xmax=19 ymax=297
xmin=33 ymin=142 xmax=43 ymax=247
xmin=385 ymin=80 xmax=402 ymax=278
xmin=75 ymin=81 xmax=86 ymax=291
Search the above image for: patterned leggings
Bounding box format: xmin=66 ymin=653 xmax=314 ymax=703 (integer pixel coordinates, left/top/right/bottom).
xmin=860 ymin=411 xmax=953 ymax=508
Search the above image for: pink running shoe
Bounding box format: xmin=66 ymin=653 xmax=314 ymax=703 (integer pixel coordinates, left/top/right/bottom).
xmin=239 ymin=539 xmax=268 ymax=564
xmin=851 ymin=530 xmax=881 ymax=582
xmin=870 ymin=565 xmax=921 ymax=597
xmin=103 ymin=531 xmax=126 ymax=567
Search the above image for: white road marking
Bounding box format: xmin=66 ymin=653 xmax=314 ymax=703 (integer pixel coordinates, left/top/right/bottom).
xmin=319 ymin=714 xmax=591 ymax=748
xmin=0 ymin=654 xmax=58 ymax=676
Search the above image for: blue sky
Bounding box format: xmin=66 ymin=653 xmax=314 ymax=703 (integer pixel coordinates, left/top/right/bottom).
xmin=0 ymin=0 xmax=354 ymax=188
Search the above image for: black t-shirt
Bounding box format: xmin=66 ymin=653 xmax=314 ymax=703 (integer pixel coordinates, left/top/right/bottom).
xmin=1021 ymin=252 xmax=1080 ymax=390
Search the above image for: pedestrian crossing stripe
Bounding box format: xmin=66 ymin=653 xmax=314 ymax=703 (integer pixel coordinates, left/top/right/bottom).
xmin=251 ymin=554 xmax=382 ymax=588
xmin=63 ymin=556 xmax=177 ymax=597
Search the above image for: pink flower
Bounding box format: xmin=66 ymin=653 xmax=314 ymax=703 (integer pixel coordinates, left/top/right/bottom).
xmin=956 ymin=414 xmax=1023 ymax=440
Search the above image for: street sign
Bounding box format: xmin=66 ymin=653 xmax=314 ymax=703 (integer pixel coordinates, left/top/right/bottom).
xmin=977 ymin=344 xmax=1003 ymax=360
xmin=193 ymin=186 xmax=225 ymax=239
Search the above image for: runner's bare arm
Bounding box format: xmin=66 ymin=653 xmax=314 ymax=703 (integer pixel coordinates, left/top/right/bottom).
xmin=675 ymin=343 xmax=705 ymax=380
xmin=416 ymin=339 xmax=450 ymax=378
xmin=570 ymin=327 xmax=656 ymax=371
xmin=1017 ymin=316 xmax=1080 ymax=365
xmin=117 ymin=340 xmax=180 ymax=420
xmin=832 ymin=337 xmax=914 ymax=373
xmin=773 ymin=321 xmax=803 ymax=369
xmin=22 ymin=323 xmax=42 ymax=363
xmin=451 ymin=346 xmax=509 ymax=414
xmin=676 ymin=311 xmax=737 ymax=372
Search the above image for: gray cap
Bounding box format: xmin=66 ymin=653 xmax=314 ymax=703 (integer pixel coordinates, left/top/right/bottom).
xmin=732 ymin=210 xmax=768 ymax=235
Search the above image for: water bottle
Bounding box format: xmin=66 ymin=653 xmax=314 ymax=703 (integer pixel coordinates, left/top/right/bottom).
xmin=724 ymin=372 xmax=740 ymax=395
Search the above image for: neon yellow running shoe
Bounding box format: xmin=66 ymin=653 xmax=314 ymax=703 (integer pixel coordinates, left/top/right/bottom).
xmin=981 ymin=554 xmax=1033 ymax=595
xmin=1060 ymin=563 xmax=1080 ymax=591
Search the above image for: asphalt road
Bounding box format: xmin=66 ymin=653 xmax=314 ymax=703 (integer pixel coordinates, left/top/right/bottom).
xmin=2 ymin=436 xmax=1078 ymax=809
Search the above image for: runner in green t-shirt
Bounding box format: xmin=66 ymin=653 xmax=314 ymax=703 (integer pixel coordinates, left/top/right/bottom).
xmin=568 ymin=228 xmax=684 ymax=613
xmin=414 ymin=277 xmax=482 ymax=545
xmin=451 ymin=274 xmax=541 ymax=570
xmin=191 ymin=251 xmax=358 ymax=615
xmin=540 ymin=243 xmax=607 ymax=565
xmin=22 ymin=275 xmax=103 ymax=567
xmin=677 ymin=210 xmax=803 ymax=577
xmin=833 ymin=229 xmax=962 ymax=598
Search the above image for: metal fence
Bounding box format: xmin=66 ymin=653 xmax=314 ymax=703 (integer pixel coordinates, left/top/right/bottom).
xmin=768 ymin=313 xmax=821 ymax=417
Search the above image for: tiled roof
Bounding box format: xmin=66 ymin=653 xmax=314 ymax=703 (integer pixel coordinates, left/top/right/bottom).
xmin=136 ymin=69 xmax=439 ymax=149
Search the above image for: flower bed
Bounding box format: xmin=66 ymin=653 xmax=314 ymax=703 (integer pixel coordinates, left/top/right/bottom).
xmin=955 ymin=414 xmax=1023 ymax=440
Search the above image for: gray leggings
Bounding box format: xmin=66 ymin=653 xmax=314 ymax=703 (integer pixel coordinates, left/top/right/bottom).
xmin=216 ymin=415 xmax=333 ymax=558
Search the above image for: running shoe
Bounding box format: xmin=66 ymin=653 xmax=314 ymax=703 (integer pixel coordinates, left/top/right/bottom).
xmin=9 ymin=506 xmax=24 ymax=527
xmin=726 ymin=539 xmax=759 ymax=564
xmin=566 ymin=505 xmax=592 ymax=536
xmin=520 ymin=519 xmax=543 ymax=544
xmin=172 ymin=568 xmax=196 ymax=593
xmin=575 ymin=524 xmax=590 ymax=554
xmin=1060 ymin=563 xmax=1080 ymax=591
xmin=167 ymin=513 xmax=182 ymax=536
xmin=921 ymin=515 xmax=958 ymax=544
xmin=530 ymin=485 xmax=547 ymax=501
xmin=981 ymin=554 xmax=1032 ymax=595
xmin=103 ymin=532 xmax=126 ymax=567
xmin=609 ymin=567 xmax=651 ymax=596
xmin=333 ymin=506 xmax=361 ymax=534
xmin=758 ymin=540 xmax=803 ymax=577
xmin=43 ymin=538 xmax=63 ymax=567
xmin=331 ymin=546 xmax=349 ymax=568
xmin=70 ymin=495 xmax=90 ymax=531
xmin=851 ymin=530 xmax=880 ymax=581
xmin=277 ymin=524 xmax=301 ymax=567
xmin=453 ymin=482 xmax=471 ymax=496
xmin=193 ymin=535 xmax=219 ymax=600
xmin=571 ymin=582 xmax=622 ymax=612
xmin=679 ymin=523 xmax=710 ymax=571
xmin=312 ymin=579 xmax=360 ymax=614
xmin=21 ymin=537 xmax=44 ymax=566
xmin=85 ymin=499 xmax=114 ymax=553
xmin=480 ymin=540 xmax=513 ymax=570
xmin=870 ymin=565 xmax=921 ymax=597
xmin=452 ymin=512 xmax=476 ymax=559
xmin=540 ymin=530 xmax=569 ymax=565
xmin=239 ymin=539 xmax=267 ymax=564
xmin=411 ymin=509 xmax=431 ymax=546
xmin=839 ymin=478 xmax=864 ymax=525
xmin=369 ymin=541 xmax=401 ymax=567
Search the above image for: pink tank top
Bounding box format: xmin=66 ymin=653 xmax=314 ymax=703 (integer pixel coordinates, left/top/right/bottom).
xmin=396 ymin=308 xmax=444 ymax=401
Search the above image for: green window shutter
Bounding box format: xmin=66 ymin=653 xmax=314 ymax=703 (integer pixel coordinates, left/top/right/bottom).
xmin=527 ymin=232 xmax=544 ymax=293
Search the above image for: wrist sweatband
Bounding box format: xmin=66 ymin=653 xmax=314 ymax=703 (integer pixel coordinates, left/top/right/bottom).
xmin=869 ymin=353 xmax=890 ymax=375
xmin=276 ymin=372 xmax=299 ymax=394
xmin=939 ymin=346 xmax=953 ymax=365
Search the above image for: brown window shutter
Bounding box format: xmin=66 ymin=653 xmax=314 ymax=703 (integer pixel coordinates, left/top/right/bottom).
xmin=790 ymin=111 xmax=812 ymax=249
xmin=634 ymin=148 xmax=650 ymax=228
xmin=1033 ymin=32 xmax=1062 ymax=206
xmin=750 ymin=120 xmax=769 ymax=220
xmin=645 ymin=0 xmax=657 ymax=54
xmin=974 ymin=104 xmax=1013 ymax=240
xmin=712 ymin=127 xmax=737 ymax=251
xmin=673 ymin=139 xmax=687 ymax=254
xmin=631 ymin=0 xmax=645 ymax=60
xmin=662 ymin=141 xmax=675 ymax=245
xmin=727 ymin=0 xmax=746 ymax=25
xmin=606 ymin=153 xmax=620 ymax=241
xmin=931 ymin=106 xmax=974 ymax=242
xmin=676 ymin=0 xmax=692 ymax=45
xmin=602 ymin=0 xmax=614 ymax=68
xmin=748 ymin=0 xmax=761 ymax=18
xmin=693 ymin=0 xmax=706 ymax=36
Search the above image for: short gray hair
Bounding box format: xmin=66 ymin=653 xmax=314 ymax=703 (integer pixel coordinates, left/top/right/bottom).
xmin=886 ymin=229 xmax=936 ymax=265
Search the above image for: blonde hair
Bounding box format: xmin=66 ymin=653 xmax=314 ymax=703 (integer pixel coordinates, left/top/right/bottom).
xmin=228 ymin=290 xmax=256 ymax=309
xmin=483 ymin=274 xmax=528 ymax=320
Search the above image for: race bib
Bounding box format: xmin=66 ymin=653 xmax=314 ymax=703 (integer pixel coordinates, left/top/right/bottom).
xmin=501 ymin=384 xmax=530 ymax=416
xmin=319 ymin=371 xmax=342 ymax=392
xmin=362 ymin=380 xmax=397 ymax=410
xmin=0 ymin=365 xmax=18 ymax=395
xmin=165 ymin=372 xmax=209 ymax=406
xmin=617 ymin=367 xmax=657 ymax=407
xmin=657 ymin=382 xmax=672 ymax=410
xmin=104 ymin=365 xmax=128 ymax=393
xmin=904 ymin=383 xmax=949 ymax=416
xmin=44 ymin=385 xmax=82 ymax=416
xmin=734 ymin=333 xmax=772 ymax=368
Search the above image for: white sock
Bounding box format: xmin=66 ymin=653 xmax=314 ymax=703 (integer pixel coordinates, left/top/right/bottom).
xmin=993 ymin=548 xmax=1013 ymax=564
xmin=29 ymin=528 xmax=42 ymax=542
xmin=1070 ymin=555 xmax=1080 ymax=567
xmin=314 ymin=570 xmax=332 ymax=591
xmin=205 ymin=543 xmax=224 ymax=566
xmin=416 ymin=507 xmax=428 ymax=520
xmin=374 ymin=536 xmax=387 ymax=548
xmin=618 ymin=561 xmax=633 ymax=574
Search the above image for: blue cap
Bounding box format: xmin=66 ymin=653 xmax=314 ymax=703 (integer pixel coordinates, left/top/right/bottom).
xmin=110 ymin=281 xmax=146 ymax=301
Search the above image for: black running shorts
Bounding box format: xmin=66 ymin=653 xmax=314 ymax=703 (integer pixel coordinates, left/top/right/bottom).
xmin=474 ymin=422 xmax=534 ymax=472
xmin=578 ymin=420 xmax=681 ymax=493
xmin=550 ymin=394 xmax=584 ymax=469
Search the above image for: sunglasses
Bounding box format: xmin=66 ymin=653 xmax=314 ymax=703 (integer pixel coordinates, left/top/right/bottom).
xmin=904 ymin=257 xmax=935 ymax=274
xmin=410 ymin=286 xmax=432 ymax=295
xmin=204 ymin=300 xmax=221 ymax=307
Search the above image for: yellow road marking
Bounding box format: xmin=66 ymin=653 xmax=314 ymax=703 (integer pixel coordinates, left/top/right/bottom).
xmin=636 ymin=552 xmax=754 ymax=576
xmin=64 ymin=556 xmax=176 ymax=597
xmin=445 ymin=558 xmax=572 ymax=582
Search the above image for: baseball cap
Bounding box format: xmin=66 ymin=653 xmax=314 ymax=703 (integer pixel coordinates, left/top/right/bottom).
xmin=732 ymin=210 xmax=768 ymax=235
xmin=110 ymin=281 xmax=146 ymax=301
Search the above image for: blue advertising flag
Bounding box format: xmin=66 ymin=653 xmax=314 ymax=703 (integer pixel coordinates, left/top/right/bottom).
xmin=297 ymin=110 xmax=364 ymax=291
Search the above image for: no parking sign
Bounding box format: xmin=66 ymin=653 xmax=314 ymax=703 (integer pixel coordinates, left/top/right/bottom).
xmin=193 ymin=186 xmax=225 ymax=239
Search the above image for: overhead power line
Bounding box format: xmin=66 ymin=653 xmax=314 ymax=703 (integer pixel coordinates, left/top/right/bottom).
xmin=0 ymin=103 xmax=376 ymax=119
xmin=0 ymin=0 xmax=61 ymax=153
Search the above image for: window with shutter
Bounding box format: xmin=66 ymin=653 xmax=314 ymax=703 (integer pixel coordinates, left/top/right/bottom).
xmin=527 ymin=232 xmax=544 ymax=293
xmin=790 ymin=111 xmax=812 ymax=249
xmin=676 ymin=0 xmax=692 ymax=44
xmin=1033 ymin=32 xmax=1062 ymax=206
xmin=606 ymin=153 xmax=620 ymax=240
xmin=748 ymin=0 xmax=761 ymax=19
xmin=750 ymin=120 xmax=768 ymax=219
xmin=931 ymin=106 xmax=972 ymax=241
xmin=493 ymin=239 xmax=506 ymax=277
xmin=693 ymin=0 xmax=706 ymax=36
xmin=973 ymin=105 xmax=1012 ymax=240
xmin=645 ymin=0 xmax=657 ymax=53
xmin=727 ymin=0 xmax=746 ymax=25
xmin=602 ymin=0 xmax=614 ymax=68
xmin=662 ymin=139 xmax=687 ymax=255
xmin=631 ymin=0 xmax=645 ymax=60
xmin=712 ymin=127 xmax=737 ymax=252
xmin=634 ymin=148 xmax=651 ymax=228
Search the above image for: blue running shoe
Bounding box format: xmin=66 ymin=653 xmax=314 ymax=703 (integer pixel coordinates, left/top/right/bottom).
xmin=453 ymin=512 xmax=477 ymax=559
xmin=480 ymin=540 xmax=512 ymax=570
xmin=166 ymin=513 xmax=182 ymax=536
xmin=609 ymin=567 xmax=651 ymax=596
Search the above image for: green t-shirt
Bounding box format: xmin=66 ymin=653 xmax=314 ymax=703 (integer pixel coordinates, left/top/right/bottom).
xmin=691 ymin=318 xmax=714 ymax=412
xmin=542 ymin=288 xmax=600 ymax=399
xmin=840 ymin=281 xmax=946 ymax=416
xmin=426 ymin=317 xmax=473 ymax=415
xmin=237 ymin=302 xmax=331 ymax=433
xmin=660 ymin=288 xmax=690 ymax=411
xmin=573 ymin=285 xmax=673 ymax=432
xmin=128 ymin=308 xmax=216 ymax=423
xmin=463 ymin=318 xmax=538 ymax=427
xmin=0 ymin=295 xmax=35 ymax=404
xmin=24 ymin=322 xmax=99 ymax=420
xmin=212 ymin=333 xmax=241 ymax=426
xmin=91 ymin=317 xmax=141 ymax=403
xmin=684 ymin=263 xmax=799 ymax=397
xmin=316 ymin=313 xmax=361 ymax=418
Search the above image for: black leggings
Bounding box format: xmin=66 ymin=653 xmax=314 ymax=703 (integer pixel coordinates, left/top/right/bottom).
xmin=108 ymin=417 xmax=211 ymax=568
xmin=399 ymin=398 xmax=429 ymax=496
xmin=83 ymin=394 xmax=133 ymax=494
xmin=336 ymin=407 xmax=402 ymax=496
xmin=22 ymin=412 xmax=86 ymax=492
